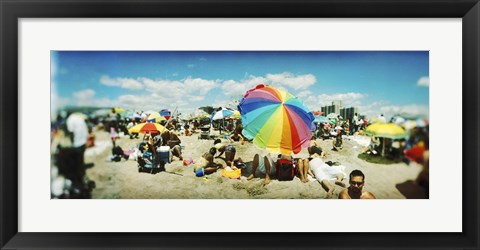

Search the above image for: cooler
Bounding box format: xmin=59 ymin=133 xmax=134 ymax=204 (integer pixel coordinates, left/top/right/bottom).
xmin=157 ymin=146 xmax=171 ymax=164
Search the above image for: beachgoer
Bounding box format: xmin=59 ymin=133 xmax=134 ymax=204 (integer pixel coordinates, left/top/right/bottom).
xmin=364 ymin=136 xmax=380 ymax=155
xmin=309 ymin=157 xmax=346 ymax=198
xmin=339 ymin=170 xmax=376 ymax=199
xmin=352 ymin=113 xmax=359 ymax=134
xmin=294 ymin=157 xmax=314 ymax=183
xmin=65 ymin=112 xmax=89 ymax=187
xmin=167 ymin=130 xmax=183 ymax=161
xmin=332 ymin=133 xmax=343 ymax=151
xmin=229 ymin=132 xmax=245 ymax=143
xmin=308 ymin=137 xmax=325 ymax=158
xmin=193 ymin=147 xmax=224 ymax=175
xmin=247 ymin=154 xmax=276 ymax=186
xmin=213 ymin=139 xmax=241 ymax=167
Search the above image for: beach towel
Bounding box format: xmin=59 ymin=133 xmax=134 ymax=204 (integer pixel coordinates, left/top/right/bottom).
xmin=221 ymin=168 xmax=241 ymax=179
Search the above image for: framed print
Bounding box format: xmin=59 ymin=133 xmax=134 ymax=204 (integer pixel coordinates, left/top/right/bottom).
xmin=1 ymin=0 xmax=479 ymax=249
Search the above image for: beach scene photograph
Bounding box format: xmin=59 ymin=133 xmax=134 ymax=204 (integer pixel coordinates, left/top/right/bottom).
xmin=50 ymin=51 xmax=429 ymax=199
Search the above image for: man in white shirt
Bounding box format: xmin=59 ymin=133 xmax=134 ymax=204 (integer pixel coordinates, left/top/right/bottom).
xmin=65 ymin=112 xmax=89 ymax=186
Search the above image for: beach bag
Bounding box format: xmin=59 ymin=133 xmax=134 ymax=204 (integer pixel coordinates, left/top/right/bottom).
xmin=276 ymin=159 xmax=295 ymax=181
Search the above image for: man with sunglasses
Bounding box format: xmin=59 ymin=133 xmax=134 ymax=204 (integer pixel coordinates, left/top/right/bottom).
xmin=339 ymin=170 xmax=376 ymax=199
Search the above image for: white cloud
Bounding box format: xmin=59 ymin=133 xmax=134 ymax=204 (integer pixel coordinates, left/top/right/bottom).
xmin=303 ymin=92 xmax=367 ymax=111
xmin=69 ymin=89 xmax=118 ymax=107
xmin=296 ymin=90 xmax=313 ymax=99
xmin=380 ymin=104 xmax=429 ymax=118
xmin=266 ymin=72 xmax=316 ymax=90
xmin=417 ymin=76 xmax=429 ymax=87
xmin=187 ymin=64 xmax=195 ymax=68
xmin=73 ymin=89 xmax=95 ymax=100
xmin=219 ymin=72 xmax=317 ymax=98
xmin=100 ymin=75 xmax=144 ymax=90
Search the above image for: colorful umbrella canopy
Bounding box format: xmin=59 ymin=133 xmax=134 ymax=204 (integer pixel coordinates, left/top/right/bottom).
xmin=365 ymin=123 xmax=408 ymax=139
xmin=238 ymin=84 xmax=315 ymax=154
xmin=314 ymin=115 xmax=330 ymax=123
xmin=326 ymin=113 xmax=338 ymax=119
xmin=128 ymin=122 xmax=168 ymax=134
xmin=160 ymin=109 xmax=171 ymax=120
xmin=227 ymin=110 xmax=241 ymax=120
xmin=146 ymin=112 xmax=166 ymax=123
xmin=212 ymin=108 xmax=235 ymax=120
xmin=114 ymin=107 xmax=126 ymax=113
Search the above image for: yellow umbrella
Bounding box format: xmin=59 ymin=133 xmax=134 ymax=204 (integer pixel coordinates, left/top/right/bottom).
xmin=366 ymin=123 xmax=407 ymax=139
xmin=365 ymin=123 xmax=407 ymax=157
xmin=146 ymin=112 xmax=166 ymax=123
xmin=114 ymin=107 xmax=126 ymax=113
xmin=128 ymin=122 xmax=168 ymax=134
xmin=369 ymin=117 xmax=386 ymax=124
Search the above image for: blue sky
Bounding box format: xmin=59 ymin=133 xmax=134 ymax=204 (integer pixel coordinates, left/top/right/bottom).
xmin=51 ymin=51 xmax=429 ymax=120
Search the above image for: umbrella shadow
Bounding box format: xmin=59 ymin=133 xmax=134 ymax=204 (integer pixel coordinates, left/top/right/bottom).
xmin=395 ymin=180 xmax=428 ymax=199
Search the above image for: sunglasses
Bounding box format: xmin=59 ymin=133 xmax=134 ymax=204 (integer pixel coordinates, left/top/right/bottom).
xmin=350 ymin=181 xmax=364 ymax=186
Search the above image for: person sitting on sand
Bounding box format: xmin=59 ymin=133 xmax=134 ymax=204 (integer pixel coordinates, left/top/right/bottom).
xmin=229 ymin=131 xmax=245 ymax=143
xmin=339 ymin=170 xmax=376 ymax=199
xmin=194 ymin=147 xmax=224 ymax=176
xmin=247 ymin=154 xmax=276 ymax=186
xmin=293 ymin=157 xmax=314 ymax=183
xmin=364 ymin=136 xmax=380 ymax=155
xmin=308 ymin=157 xmax=347 ymax=198
xmin=184 ymin=124 xmax=192 ymax=136
xmin=308 ymin=137 xmax=325 ymax=158
xmin=332 ymin=133 xmax=343 ymax=151
xmin=161 ymin=130 xmax=183 ymax=161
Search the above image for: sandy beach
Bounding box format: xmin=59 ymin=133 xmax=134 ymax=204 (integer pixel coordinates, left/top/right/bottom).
xmin=82 ymin=128 xmax=426 ymax=199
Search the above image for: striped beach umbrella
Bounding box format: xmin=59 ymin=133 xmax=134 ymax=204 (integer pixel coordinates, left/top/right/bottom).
xmin=128 ymin=122 xmax=168 ymax=134
xmin=238 ymin=84 xmax=315 ymax=154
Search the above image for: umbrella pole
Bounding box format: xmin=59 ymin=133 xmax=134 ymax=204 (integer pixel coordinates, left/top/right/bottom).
xmin=382 ymin=138 xmax=386 ymax=157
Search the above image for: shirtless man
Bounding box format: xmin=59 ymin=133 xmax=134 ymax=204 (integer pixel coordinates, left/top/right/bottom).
xmin=339 ymin=170 xmax=376 ymax=199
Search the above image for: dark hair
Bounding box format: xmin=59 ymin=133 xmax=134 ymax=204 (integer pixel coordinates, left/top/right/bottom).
xmin=209 ymin=147 xmax=217 ymax=155
xmin=213 ymin=139 xmax=222 ymax=145
xmin=308 ymin=146 xmax=322 ymax=156
xmin=349 ymin=169 xmax=365 ymax=181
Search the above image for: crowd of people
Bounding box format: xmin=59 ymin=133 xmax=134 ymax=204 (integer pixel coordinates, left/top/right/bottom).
xmin=51 ymin=108 xmax=429 ymax=199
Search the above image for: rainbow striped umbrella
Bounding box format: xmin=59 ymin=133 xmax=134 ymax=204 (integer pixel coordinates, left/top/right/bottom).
xmin=238 ymin=84 xmax=315 ymax=154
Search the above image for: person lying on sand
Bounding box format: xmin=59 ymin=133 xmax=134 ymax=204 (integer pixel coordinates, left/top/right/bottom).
xmin=247 ymin=154 xmax=276 ymax=186
xmin=309 ymin=156 xmax=347 ymax=198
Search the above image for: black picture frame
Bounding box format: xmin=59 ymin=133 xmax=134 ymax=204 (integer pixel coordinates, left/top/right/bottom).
xmin=1 ymin=0 xmax=478 ymax=249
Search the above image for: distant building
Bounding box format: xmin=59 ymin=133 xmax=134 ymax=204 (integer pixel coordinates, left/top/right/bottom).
xmin=340 ymin=107 xmax=359 ymax=122
xmin=321 ymin=101 xmax=359 ymax=122
xmin=321 ymin=101 xmax=342 ymax=116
